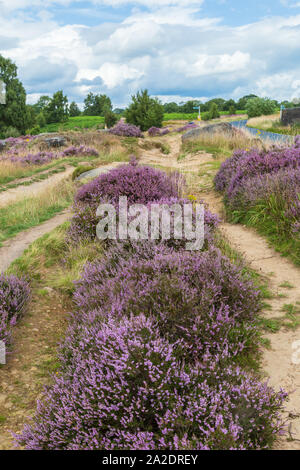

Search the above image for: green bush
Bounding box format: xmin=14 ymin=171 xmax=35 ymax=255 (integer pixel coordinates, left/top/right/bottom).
xmin=72 ymin=165 xmax=94 ymax=181
xmin=125 ymin=89 xmax=164 ymax=131
xmin=202 ymin=112 xmax=210 ymax=121
xmin=1 ymin=126 xmax=21 ymax=138
xmin=229 ymin=105 xmax=236 ymax=115
xmin=28 ymin=125 xmax=40 ymax=136
xmin=246 ymin=97 xmax=277 ymax=118
xmin=36 ymin=112 xmax=46 ymax=128
xmin=209 ymin=102 xmax=220 ymax=119
xmin=104 ymin=111 xmax=118 ymax=129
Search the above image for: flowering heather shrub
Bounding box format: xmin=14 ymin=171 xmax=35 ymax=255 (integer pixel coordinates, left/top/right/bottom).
xmin=61 ymin=145 xmax=98 ymax=157
xmin=0 ymin=274 xmax=30 ymax=345
xmin=215 ymin=140 xmax=300 ymax=263
xmin=215 ymin=144 xmax=300 ymax=196
xmin=175 ymin=123 xmax=198 ymax=133
xmin=148 ymin=127 xmax=170 ymax=137
xmin=67 ymin=194 xmax=219 ymax=246
xmin=226 ymin=167 xmax=300 ymax=212
xmin=67 ymin=161 xmax=189 ymax=243
xmin=19 ymin=314 xmax=287 ymax=450
xmin=73 ymin=247 xmax=259 ymax=364
xmin=74 ymin=160 xmax=183 ymax=207
xmin=109 ymin=121 xmax=143 ymax=137
xmin=148 ymin=126 xmax=161 ymax=136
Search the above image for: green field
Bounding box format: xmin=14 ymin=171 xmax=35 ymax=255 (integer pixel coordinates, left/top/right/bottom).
xmin=40 ymin=115 xmax=105 ymax=133
xmin=163 ymin=110 xmax=246 ymax=121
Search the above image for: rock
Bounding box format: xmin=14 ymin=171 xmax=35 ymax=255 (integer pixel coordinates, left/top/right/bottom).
xmin=281 ymin=107 xmax=300 ymax=126
xmin=44 ymin=136 xmax=66 ymax=148
xmin=182 ymin=122 xmax=240 ymax=143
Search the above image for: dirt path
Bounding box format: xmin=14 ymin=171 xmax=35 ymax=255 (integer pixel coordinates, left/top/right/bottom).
xmin=0 ymin=210 xmax=71 ymax=274
xmin=0 ymin=163 xmax=122 ymax=274
xmin=0 ymin=167 xmax=74 ymax=208
xmin=140 ymin=134 xmax=300 ymax=450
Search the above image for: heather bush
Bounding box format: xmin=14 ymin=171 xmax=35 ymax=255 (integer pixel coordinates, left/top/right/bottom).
xmin=18 ymin=314 xmax=287 ymax=450
xmin=61 ymin=145 xmax=98 ymax=157
xmin=0 ymin=274 xmax=30 ymax=344
xmin=108 ymin=121 xmax=143 ymax=137
xmin=67 ymin=161 xmax=191 ymax=243
xmin=148 ymin=126 xmax=161 ymax=136
xmin=74 ymin=160 xmax=183 ymax=207
xmin=215 ymin=144 xmax=300 ymax=196
xmin=73 ymin=247 xmax=259 ymax=364
xmin=68 ymin=194 xmax=219 ymax=247
xmin=215 ymin=140 xmax=300 ymax=264
xmin=175 ymin=123 xmax=198 ymax=133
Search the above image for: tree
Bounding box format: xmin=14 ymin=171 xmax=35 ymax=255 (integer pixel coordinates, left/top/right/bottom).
xmin=208 ymin=102 xmax=220 ymax=119
xmin=246 ymin=97 xmax=277 ymax=118
xmin=125 ymin=89 xmax=164 ymax=131
xmin=163 ymin=102 xmax=179 ymax=113
xmin=45 ymin=90 xmax=69 ymax=124
xmin=69 ymin=101 xmax=81 ymax=117
xmin=237 ymin=94 xmax=258 ymax=110
xmin=33 ymin=95 xmax=51 ymax=115
xmin=0 ymin=54 xmax=30 ymax=135
xmin=223 ymin=99 xmax=236 ymax=112
xmin=104 ymin=110 xmax=118 ymax=129
xmin=113 ymin=108 xmax=125 ymax=115
xmin=83 ymin=93 xmax=112 ymax=116
xmin=36 ymin=112 xmax=46 ymax=128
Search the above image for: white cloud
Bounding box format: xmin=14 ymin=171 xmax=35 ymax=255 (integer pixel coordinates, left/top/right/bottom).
xmin=1 ymin=2 xmax=300 ymax=105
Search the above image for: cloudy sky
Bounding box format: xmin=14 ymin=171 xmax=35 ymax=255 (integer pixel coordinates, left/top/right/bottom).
xmin=0 ymin=0 xmax=300 ymax=108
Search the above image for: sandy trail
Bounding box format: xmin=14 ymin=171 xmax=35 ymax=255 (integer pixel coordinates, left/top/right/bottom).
xmin=0 ymin=163 xmax=122 ymax=274
xmin=140 ymin=134 xmax=300 ymax=450
xmin=0 ymin=167 xmax=74 ymax=208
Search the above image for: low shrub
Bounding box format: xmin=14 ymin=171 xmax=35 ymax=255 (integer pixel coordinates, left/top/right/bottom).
xmin=109 ymin=121 xmax=143 ymax=137
xmin=72 ymin=165 xmax=94 ymax=181
xmin=215 ymin=138 xmax=300 ymax=264
xmin=18 ymin=314 xmax=287 ymax=450
xmin=74 ymin=159 xmax=184 ymax=207
xmin=61 ymin=145 xmax=98 ymax=157
xmin=74 ymin=247 xmax=260 ymax=365
xmin=0 ymin=274 xmax=30 ymax=344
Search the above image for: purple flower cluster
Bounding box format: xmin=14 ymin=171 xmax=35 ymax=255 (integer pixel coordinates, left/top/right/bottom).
xmin=61 ymin=145 xmax=98 ymax=157
xmin=67 ymin=160 xmax=218 ymax=245
xmin=175 ymin=123 xmax=198 ymax=133
xmin=18 ymin=158 xmax=288 ymax=450
xmin=73 ymin=247 xmax=260 ymax=364
xmin=0 ymin=274 xmax=30 ymax=345
xmin=18 ymin=313 xmax=287 ymax=450
xmin=148 ymin=127 xmax=170 ymax=137
xmin=109 ymin=121 xmax=143 ymax=137
xmin=214 ymin=140 xmax=300 ymax=243
xmin=0 ymin=145 xmax=99 ymax=167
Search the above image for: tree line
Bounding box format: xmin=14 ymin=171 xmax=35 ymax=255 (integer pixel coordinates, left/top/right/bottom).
xmin=0 ymin=53 xmax=298 ymax=138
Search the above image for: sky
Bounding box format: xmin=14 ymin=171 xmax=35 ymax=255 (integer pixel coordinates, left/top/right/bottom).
xmin=0 ymin=0 xmax=300 ymax=108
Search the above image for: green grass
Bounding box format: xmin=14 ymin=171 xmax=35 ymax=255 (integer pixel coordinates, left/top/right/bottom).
xmin=247 ymin=120 xmax=300 ymax=136
xmin=40 ymin=115 xmax=105 ymax=133
xmin=163 ymin=111 xmax=246 ymax=121
xmin=7 ymin=221 xmax=103 ymax=295
xmin=0 ymin=179 xmax=74 ymax=246
xmin=227 ymin=195 xmax=300 ymax=266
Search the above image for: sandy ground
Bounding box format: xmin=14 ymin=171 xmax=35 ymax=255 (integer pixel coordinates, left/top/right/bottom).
xmin=0 ymin=163 xmax=123 ymax=274
xmin=0 ymin=167 xmax=74 ymax=208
